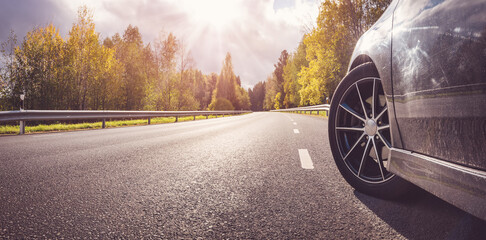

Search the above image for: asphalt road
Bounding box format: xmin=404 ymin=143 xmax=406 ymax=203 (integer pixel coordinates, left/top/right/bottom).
xmin=1 ymin=112 xmax=485 ymax=239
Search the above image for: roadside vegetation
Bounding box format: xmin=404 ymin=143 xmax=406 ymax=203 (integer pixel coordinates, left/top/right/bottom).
xmin=0 ymin=0 xmax=391 ymax=116
xmin=0 ymin=7 xmax=249 ymax=112
xmin=288 ymin=110 xmax=328 ymax=118
xmin=249 ymin=0 xmax=392 ymax=111
xmin=300 ymin=111 xmax=328 ymax=118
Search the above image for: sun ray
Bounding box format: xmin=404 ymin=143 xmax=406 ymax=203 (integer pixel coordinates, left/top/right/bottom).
xmin=181 ymin=0 xmax=241 ymax=31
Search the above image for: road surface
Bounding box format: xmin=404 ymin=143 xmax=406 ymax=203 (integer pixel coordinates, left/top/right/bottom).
xmin=0 ymin=112 xmax=484 ymax=239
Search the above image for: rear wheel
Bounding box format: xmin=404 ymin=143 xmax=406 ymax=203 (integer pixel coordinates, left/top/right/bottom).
xmin=328 ymin=62 xmax=413 ymax=199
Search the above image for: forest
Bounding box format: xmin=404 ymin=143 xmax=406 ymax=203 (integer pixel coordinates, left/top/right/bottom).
xmin=250 ymin=0 xmax=391 ymax=111
xmin=0 ymin=6 xmax=250 ymax=111
xmin=1 ymin=0 xmax=391 ymax=112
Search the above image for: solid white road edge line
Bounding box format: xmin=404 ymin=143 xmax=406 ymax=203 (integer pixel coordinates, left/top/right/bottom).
xmin=293 ymin=129 xmax=300 ymax=134
xmin=298 ymin=149 xmax=314 ymax=169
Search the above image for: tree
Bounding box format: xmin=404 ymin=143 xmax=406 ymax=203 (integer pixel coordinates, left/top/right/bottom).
xmin=118 ymin=25 xmax=147 ymax=110
xmin=204 ymin=72 xmax=218 ymax=108
xmin=209 ymin=98 xmax=234 ymax=110
xmin=0 ymin=30 xmax=19 ymax=110
xmin=98 ymin=42 xmax=124 ymax=110
xmin=193 ymin=70 xmax=207 ymax=109
xmin=263 ymin=74 xmax=277 ymax=110
xmin=0 ymin=6 xmax=256 ymax=112
xmin=249 ymin=81 xmax=265 ymax=111
xmin=174 ymin=40 xmax=199 ymax=110
xmin=273 ymin=50 xmax=289 ymax=107
xmin=235 ymin=85 xmax=251 ymax=110
xmin=65 ymin=6 xmax=104 ymax=110
xmin=16 ymin=24 xmax=65 ymax=110
xmin=210 ymin=53 xmax=237 ymax=109
xmin=298 ymin=0 xmax=391 ymax=105
xmin=1 ymin=6 xmax=124 ymax=111
xmin=154 ymin=32 xmax=179 ymax=110
xmin=283 ymin=40 xmax=307 ymax=108
xmin=213 ymin=53 xmax=237 ymax=103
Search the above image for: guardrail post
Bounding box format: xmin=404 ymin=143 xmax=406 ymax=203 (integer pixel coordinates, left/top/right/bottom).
xmin=206 ymin=115 xmax=208 ymax=119
xmin=317 ymin=111 xmax=319 ymax=115
xmin=223 ymin=114 xmax=225 ymax=117
xmin=193 ymin=115 xmax=196 ymax=121
xmin=102 ymin=119 xmax=106 ymax=128
xmin=19 ymin=121 xmax=25 ymax=135
xmin=148 ymin=117 xmax=151 ymax=125
xmin=175 ymin=116 xmax=178 ymax=122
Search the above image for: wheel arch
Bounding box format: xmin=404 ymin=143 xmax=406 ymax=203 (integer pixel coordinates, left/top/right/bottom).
xmin=349 ymin=54 xmax=375 ymax=73
xmin=346 ymin=53 xmax=404 ymax=149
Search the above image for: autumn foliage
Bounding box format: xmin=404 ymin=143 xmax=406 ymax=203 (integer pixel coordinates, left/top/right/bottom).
xmin=0 ymin=6 xmax=250 ymax=111
xmin=252 ymin=0 xmax=391 ymax=110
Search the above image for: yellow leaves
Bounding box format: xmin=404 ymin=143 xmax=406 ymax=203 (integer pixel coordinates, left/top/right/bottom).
xmin=274 ymin=92 xmax=282 ymax=110
xmin=209 ymin=97 xmax=234 ymax=111
xmin=75 ymin=5 xmax=96 ymax=33
xmin=212 ymin=52 xmax=240 ymax=108
xmin=3 ymin=4 xmax=241 ymax=111
xmin=298 ymin=27 xmax=340 ymax=106
xmin=292 ymin=0 xmax=389 ymax=106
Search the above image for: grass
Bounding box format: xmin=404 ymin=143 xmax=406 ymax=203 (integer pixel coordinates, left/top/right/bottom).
xmin=0 ymin=114 xmax=232 ymax=135
xmin=294 ymin=110 xmax=328 ymax=118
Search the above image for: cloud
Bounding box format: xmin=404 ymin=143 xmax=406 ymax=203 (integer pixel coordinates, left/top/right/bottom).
xmin=0 ymin=0 xmax=320 ymax=88
xmin=0 ymin=0 xmax=71 ymax=42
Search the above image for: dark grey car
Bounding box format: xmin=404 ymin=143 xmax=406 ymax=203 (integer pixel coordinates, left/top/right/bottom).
xmin=328 ymin=0 xmax=486 ymax=220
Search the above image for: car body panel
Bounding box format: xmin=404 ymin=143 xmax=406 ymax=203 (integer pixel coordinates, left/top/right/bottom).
xmin=345 ymin=0 xmax=486 ymax=220
xmin=348 ymin=0 xmax=403 ymax=148
xmin=389 ymin=148 xmax=486 ymax=220
xmin=391 ymin=0 xmax=486 ymax=170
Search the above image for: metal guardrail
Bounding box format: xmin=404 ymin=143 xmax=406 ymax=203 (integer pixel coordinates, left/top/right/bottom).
xmin=270 ymin=104 xmax=330 ymax=114
xmin=0 ymin=110 xmax=251 ymax=135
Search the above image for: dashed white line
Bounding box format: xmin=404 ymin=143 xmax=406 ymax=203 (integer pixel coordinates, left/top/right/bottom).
xmin=293 ymin=122 xmax=297 ymax=125
xmin=298 ymin=149 xmax=314 ymax=169
xmin=293 ymin=129 xmax=300 ymax=134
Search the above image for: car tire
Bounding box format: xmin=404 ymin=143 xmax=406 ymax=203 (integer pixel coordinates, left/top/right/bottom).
xmin=328 ymin=62 xmax=414 ymax=199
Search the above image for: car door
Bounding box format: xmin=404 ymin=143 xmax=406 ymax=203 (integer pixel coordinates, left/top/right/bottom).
xmin=391 ymin=0 xmax=486 ymax=170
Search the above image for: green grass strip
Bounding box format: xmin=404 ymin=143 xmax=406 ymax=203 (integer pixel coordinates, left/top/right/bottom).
xmin=0 ymin=114 xmax=233 ymax=135
xmin=293 ymin=110 xmax=328 ymax=118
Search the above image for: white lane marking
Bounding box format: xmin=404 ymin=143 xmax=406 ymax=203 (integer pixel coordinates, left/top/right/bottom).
xmin=298 ymin=149 xmax=314 ymax=169
xmin=293 ymin=129 xmax=300 ymax=134
xmin=293 ymin=122 xmax=297 ymax=125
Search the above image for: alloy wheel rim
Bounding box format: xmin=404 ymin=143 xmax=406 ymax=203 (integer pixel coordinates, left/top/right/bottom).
xmin=334 ymin=78 xmax=393 ymax=184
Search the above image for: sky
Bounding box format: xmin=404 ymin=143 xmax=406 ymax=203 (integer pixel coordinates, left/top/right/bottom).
xmin=0 ymin=0 xmax=320 ymax=89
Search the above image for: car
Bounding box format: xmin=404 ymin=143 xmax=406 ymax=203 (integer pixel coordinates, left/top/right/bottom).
xmin=328 ymin=0 xmax=486 ymax=220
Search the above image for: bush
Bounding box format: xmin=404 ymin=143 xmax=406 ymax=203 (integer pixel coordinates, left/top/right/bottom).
xmin=208 ymin=98 xmax=234 ymax=110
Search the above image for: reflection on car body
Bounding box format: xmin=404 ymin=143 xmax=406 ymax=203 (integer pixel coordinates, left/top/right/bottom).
xmin=328 ymin=0 xmax=486 ymax=220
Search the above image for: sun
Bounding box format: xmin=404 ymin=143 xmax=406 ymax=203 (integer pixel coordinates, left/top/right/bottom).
xmin=182 ymin=0 xmax=241 ymax=30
